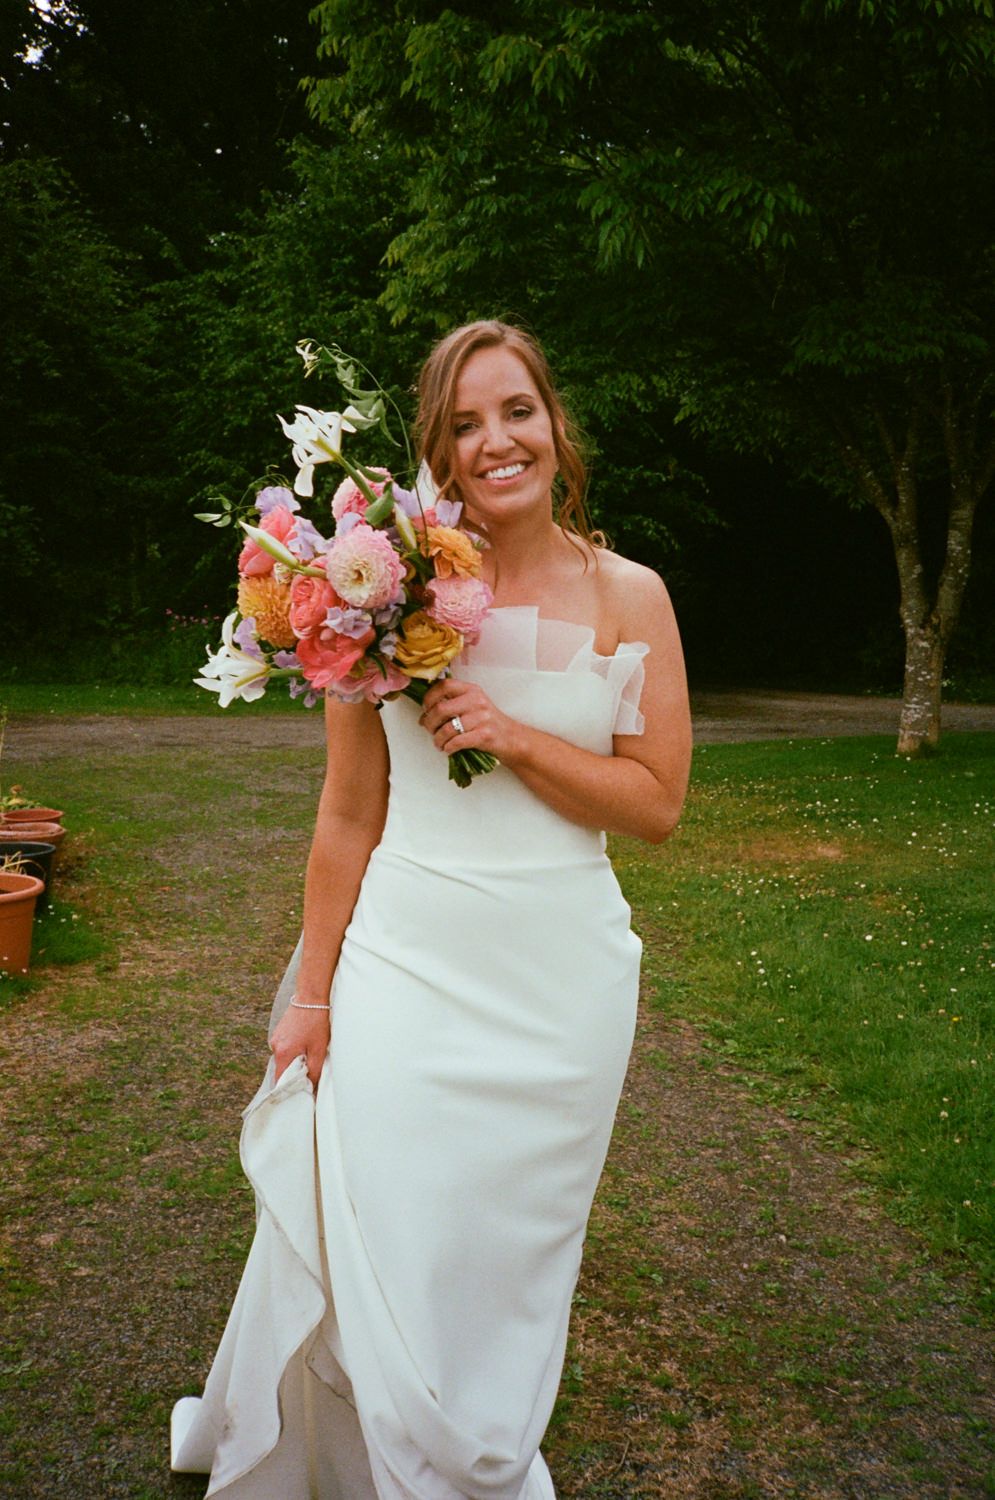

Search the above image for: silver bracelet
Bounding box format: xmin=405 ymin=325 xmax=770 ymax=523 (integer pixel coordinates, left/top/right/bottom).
xmin=289 ymin=998 xmax=331 ymax=1011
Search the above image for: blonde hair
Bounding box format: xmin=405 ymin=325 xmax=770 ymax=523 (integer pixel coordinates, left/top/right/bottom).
xmin=415 ymin=320 xmax=604 ymax=551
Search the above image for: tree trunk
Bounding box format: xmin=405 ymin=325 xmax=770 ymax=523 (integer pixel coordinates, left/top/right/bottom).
xmin=896 ymin=622 xmax=945 ymax=756
xmin=836 ymin=393 xmax=990 ymax=757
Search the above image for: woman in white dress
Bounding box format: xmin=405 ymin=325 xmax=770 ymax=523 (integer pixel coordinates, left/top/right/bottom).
xmin=171 ymin=320 xmax=692 ymax=1499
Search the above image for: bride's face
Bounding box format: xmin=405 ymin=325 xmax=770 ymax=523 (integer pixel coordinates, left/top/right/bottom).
xmin=450 ymin=346 xmax=557 ymax=526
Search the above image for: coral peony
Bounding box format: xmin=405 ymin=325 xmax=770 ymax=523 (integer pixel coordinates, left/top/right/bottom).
xmin=422 ymin=525 xmax=482 ymax=580
xmin=393 ymin=610 xmax=463 ymax=681
xmin=325 ymin=523 xmax=405 ymax=610
xmin=426 ymin=575 xmax=493 ymax=644
xmin=290 ymin=567 xmax=341 ymax=638
xmin=238 ymin=504 xmax=297 ymax=578
xmin=332 ymin=468 xmax=391 ymax=523
xmin=296 ymin=624 xmax=375 ymax=690
xmin=236 ymin=575 xmax=296 ymax=648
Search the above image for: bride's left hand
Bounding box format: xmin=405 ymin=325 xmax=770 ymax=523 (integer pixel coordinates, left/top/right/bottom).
xmin=420 ymin=679 xmax=525 ymax=764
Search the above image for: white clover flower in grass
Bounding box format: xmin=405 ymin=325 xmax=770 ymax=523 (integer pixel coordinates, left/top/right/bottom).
xmin=278 ymin=403 xmax=376 ymax=497
xmin=194 ymin=611 xmax=270 ymax=707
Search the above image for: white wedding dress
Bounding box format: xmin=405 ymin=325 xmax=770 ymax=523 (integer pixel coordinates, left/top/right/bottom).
xmin=171 ymin=607 xmax=648 ymax=1500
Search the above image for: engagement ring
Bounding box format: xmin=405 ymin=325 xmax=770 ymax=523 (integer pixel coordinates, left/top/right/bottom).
xmin=450 ymin=715 xmax=465 ymax=735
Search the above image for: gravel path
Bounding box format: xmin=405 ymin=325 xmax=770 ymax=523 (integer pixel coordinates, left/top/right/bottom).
xmin=7 ymin=689 xmax=995 ymax=764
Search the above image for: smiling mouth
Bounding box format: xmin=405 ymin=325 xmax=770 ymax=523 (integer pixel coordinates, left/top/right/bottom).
xmin=479 ymin=462 xmax=528 ymax=481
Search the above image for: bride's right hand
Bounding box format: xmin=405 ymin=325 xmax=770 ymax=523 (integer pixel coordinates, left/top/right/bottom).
xmin=269 ymin=1006 xmax=331 ymax=1090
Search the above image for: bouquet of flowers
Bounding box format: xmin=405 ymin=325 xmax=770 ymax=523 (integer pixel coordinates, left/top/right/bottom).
xmin=194 ymin=343 xmax=497 ymax=787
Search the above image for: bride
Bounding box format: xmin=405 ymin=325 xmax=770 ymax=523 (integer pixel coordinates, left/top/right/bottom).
xmin=171 ymin=319 xmax=692 ymax=1498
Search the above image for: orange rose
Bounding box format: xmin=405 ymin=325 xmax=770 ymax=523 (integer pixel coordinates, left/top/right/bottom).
xmin=422 ymin=525 xmax=482 ymax=580
xmin=393 ymin=610 xmax=463 ymax=681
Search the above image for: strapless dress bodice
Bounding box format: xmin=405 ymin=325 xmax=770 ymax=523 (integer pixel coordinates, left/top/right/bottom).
xmin=376 ymin=607 xmax=648 ymax=871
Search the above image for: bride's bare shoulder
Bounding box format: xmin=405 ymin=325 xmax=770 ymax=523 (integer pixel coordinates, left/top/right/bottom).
xmin=593 ymin=549 xmax=674 ymax=632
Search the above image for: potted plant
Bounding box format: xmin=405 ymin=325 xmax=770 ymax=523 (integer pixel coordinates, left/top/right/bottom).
xmin=2 ymin=799 xmax=65 ymax=827
xmin=0 ymin=854 xmax=45 ymax=976
xmin=0 ymin=821 xmax=65 ymax=863
xmin=0 ymin=839 xmax=57 ymax=904
xmin=0 ymin=711 xmax=65 ymax=828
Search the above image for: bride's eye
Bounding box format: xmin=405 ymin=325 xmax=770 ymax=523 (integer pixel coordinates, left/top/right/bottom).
xmin=510 ymin=405 xmax=533 ymax=421
xmin=454 ymin=420 xmax=476 ymax=437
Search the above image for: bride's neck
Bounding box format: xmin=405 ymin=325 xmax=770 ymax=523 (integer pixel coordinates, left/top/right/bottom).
xmin=483 ymin=518 xmax=566 ymax=601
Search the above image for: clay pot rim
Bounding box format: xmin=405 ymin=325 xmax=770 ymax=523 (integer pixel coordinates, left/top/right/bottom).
xmin=0 ymin=871 xmax=44 ymax=900
xmin=0 ymin=823 xmax=63 ymax=838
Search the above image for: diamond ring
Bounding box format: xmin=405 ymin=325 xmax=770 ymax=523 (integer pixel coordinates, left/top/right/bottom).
xmin=450 ymin=715 xmax=465 ymax=735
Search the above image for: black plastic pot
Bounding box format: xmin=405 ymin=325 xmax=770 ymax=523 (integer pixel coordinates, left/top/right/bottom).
xmin=0 ymin=841 xmax=56 ymax=904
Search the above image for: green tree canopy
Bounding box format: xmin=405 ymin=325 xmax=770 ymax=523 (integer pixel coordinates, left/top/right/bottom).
xmin=309 ymin=0 xmax=995 ymax=751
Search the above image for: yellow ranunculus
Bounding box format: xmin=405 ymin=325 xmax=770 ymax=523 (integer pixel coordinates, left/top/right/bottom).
xmin=237 ymin=575 xmax=296 ymax=649
xmin=393 ymin=610 xmax=463 ymax=681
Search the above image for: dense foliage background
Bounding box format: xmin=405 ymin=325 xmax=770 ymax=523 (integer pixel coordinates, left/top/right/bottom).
xmin=2 ymin=0 xmax=993 ymax=718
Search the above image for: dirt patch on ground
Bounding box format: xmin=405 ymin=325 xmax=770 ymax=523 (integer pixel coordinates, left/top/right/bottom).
xmin=7 ymin=689 xmax=995 ymax=766
xmin=689 ymin=689 xmax=995 ymax=744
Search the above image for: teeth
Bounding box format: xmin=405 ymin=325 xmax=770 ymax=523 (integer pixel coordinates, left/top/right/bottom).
xmin=483 ymin=463 xmax=525 ymax=480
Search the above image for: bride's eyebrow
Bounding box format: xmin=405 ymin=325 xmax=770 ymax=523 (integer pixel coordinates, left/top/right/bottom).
xmin=452 ymin=393 xmax=535 ymax=417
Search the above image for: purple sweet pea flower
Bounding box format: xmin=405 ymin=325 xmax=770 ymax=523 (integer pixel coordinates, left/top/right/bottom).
xmin=290 ymin=515 xmax=329 ymax=561
xmin=325 ymin=605 xmax=374 ymax=639
xmin=234 ymin=617 xmax=264 ymax=660
xmin=373 ymin=603 xmax=402 ymax=629
xmin=392 ymin=485 xmax=421 ymax=519
xmin=256 ymin=485 xmax=299 ymax=517
xmin=336 ymin=511 xmax=362 ymax=537
xmin=272 ymin=649 xmax=300 ymax=669
xmin=288 ymin=677 xmax=319 ymax=707
xmin=379 ymin=630 xmax=399 ymax=659
xmin=435 ymin=498 xmax=462 ymax=526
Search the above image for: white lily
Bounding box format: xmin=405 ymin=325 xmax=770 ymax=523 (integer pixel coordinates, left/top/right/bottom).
xmin=295 ymin=340 xmax=321 ymax=376
xmin=278 ymin=403 xmax=366 ymax=497
xmin=238 ymin=520 xmax=302 ymax=570
xmin=194 ymin=611 xmax=271 ymax=708
xmin=415 ymin=458 xmax=439 ymax=507
xmin=393 ymin=503 xmax=418 ymax=551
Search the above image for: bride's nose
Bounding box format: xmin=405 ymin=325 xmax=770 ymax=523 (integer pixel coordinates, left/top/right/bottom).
xmin=480 ymin=417 xmax=515 ymax=454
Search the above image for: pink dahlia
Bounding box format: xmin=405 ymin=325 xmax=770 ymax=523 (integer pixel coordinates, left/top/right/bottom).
xmin=325 ymin=523 xmax=405 ymax=611
xmin=426 ymin=575 xmax=493 ymax=644
xmin=332 ymin=468 xmax=392 ymax=523
xmin=237 ymin=504 xmax=297 ymax=577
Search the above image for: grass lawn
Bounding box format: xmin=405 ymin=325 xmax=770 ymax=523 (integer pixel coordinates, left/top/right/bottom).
xmin=0 ymin=718 xmax=992 ymax=1497
xmin=613 ymin=733 xmax=995 ymax=1297
xmin=0 ymin=682 xmax=312 ymax=716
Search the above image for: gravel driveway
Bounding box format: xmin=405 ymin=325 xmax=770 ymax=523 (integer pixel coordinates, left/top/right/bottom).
xmin=6 ymin=688 xmax=995 ymax=764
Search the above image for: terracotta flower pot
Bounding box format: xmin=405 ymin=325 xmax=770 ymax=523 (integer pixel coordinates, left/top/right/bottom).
xmin=0 ymin=871 xmax=44 ymax=975
xmin=2 ymin=808 xmax=64 ymax=826
xmin=0 ymin=822 xmax=65 ymax=867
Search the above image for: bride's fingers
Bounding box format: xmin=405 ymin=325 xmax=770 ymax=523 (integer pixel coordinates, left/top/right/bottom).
xmin=434 ymin=714 xmax=471 ymax=750
xmin=420 ymin=686 xmax=481 ymax=735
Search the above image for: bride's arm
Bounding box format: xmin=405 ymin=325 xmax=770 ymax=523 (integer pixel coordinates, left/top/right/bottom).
xmin=270 ymin=696 xmax=389 ymax=1086
xmin=421 ymin=569 xmax=691 ymax=845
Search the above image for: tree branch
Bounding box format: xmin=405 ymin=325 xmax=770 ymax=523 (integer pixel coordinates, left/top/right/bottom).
xmin=831 ymin=415 xmax=892 ymax=517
